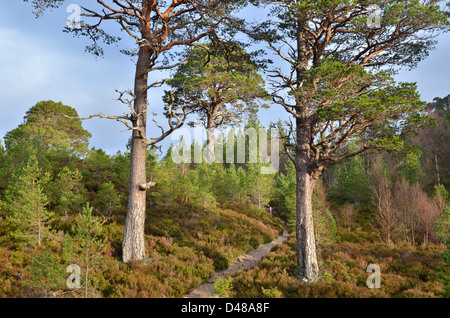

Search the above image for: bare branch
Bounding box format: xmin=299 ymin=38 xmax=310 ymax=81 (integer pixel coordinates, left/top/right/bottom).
xmin=146 ymin=91 xmax=188 ymax=146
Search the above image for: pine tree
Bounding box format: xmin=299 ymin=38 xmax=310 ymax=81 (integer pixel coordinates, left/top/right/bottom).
xmin=191 ymin=161 xmax=217 ymax=211
xmin=246 ymin=162 xmax=274 ymax=209
xmin=236 ymin=166 xmax=250 ymax=204
xmin=84 ymin=147 xmax=114 ymax=186
xmin=274 ymin=161 xmax=297 ymax=225
xmin=177 ymin=170 xmax=200 ymax=208
xmin=165 ymin=42 xmax=269 ymax=160
xmin=275 ymin=161 xmax=337 ymax=243
xmin=4 ymin=100 xmax=91 ymax=157
xmin=248 ymin=0 xmax=449 ymax=282
xmin=63 ymin=203 xmax=107 ymax=298
xmin=23 ymin=250 xmax=65 ymax=297
xmin=0 ymin=140 xmax=5 ymax=194
xmin=219 ymin=163 xmax=241 ymax=204
xmin=397 ymin=149 xmax=425 ymax=185
xmin=51 ymin=167 xmax=87 ymax=219
xmin=330 ymin=153 xmax=370 ymax=206
xmin=0 ymin=140 xmax=4 ymax=163
xmin=96 ymin=181 xmax=121 ymax=218
xmin=4 ymin=154 xmax=54 ymax=249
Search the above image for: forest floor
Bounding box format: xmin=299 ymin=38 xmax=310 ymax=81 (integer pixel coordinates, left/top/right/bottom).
xmin=186 ymin=228 xmax=290 ymax=298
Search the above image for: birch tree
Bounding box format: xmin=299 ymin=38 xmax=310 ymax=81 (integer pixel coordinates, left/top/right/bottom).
xmin=370 ymin=157 xmax=398 ymax=245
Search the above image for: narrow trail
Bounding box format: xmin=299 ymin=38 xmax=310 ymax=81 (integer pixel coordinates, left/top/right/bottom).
xmin=185 ymin=228 xmax=290 ymax=298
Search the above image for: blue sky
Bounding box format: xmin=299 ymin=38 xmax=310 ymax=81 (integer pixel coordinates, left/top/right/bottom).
xmin=0 ymin=1 xmax=449 ymax=155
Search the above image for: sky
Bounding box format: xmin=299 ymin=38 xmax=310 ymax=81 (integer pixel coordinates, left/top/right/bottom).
xmin=0 ymin=1 xmax=449 ymax=155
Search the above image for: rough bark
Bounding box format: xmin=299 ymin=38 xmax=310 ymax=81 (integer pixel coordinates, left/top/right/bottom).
xmin=295 ymin=169 xmax=319 ymax=281
xmin=295 ymin=119 xmax=320 ymax=282
xmin=206 ymin=113 xmax=215 ymax=162
xmin=122 ymin=46 xmax=150 ymax=263
xmin=293 ymin=19 xmax=319 ymax=282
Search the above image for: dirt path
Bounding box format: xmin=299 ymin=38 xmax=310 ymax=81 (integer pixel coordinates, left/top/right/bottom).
xmin=185 ymin=229 xmax=290 ymax=298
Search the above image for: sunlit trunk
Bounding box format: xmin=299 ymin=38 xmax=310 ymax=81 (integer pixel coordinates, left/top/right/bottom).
xmin=295 ymin=165 xmax=319 ymax=281
xmin=122 ymin=46 xmax=150 ymax=263
xmin=206 ymin=113 xmax=215 ymax=162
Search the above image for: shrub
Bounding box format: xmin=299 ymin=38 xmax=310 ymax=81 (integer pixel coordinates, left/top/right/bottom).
xmin=249 ymin=237 xmax=260 ymax=249
xmin=321 ymin=272 xmax=334 ymax=282
xmin=23 ymin=250 xmax=65 ymax=297
xmin=213 ymin=276 xmax=233 ymax=298
xmin=261 ymin=286 xmax=283 ymax=298
xmin=231 ymin=226 xmax=447 ymax=298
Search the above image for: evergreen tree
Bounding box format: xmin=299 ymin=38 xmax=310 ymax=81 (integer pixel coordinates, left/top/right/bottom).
xmin=0 ymin=140 xmax=4 ymax=163
xmin=274 ymin=161 xmax=297 ymax=224
xmin=311 ymin=179 xmax=338 ymax=245
xmin=51 ymin=167 xmax=87 ymax=219
xmin=190 ymin=162 xmax=217 ymax=211
xmin=237 ymin=166 xmax=250 ymax=204
xmin=96 ymin=182 xmax=121 ymax=218
xmin=4 ymin=154 xmax=54 ymax=248
xmin=23 ymin=250 xmax=65 ymax=297
xmin=4 ymin=100 xmax=91 ymax=157
xmin=165 ymin=42 xmax=269 ymax=160
xmin=175 ymin=170 xmax=199 ymax=208
xmin=248 ymin=0 xmax=449 ymax=282
xmin=218 ymin=163 xmax=242 ymax=204
xmin=111 ymin=150 xmax=131 ymax=195
xmin=246 ymin=162 xmax=274 ymax=209
xmin=274 ymin=161 xmax=337 ymax=243
xmin=330 ymin=154 xmax=370 ymax=206
xmin=171 ymin=137 xmax=191 ymax=175
xmin=0 ymin=140 xmax=5 ymax=193
xmin=83 ymin=147 xmax=115 ymax=188
xmin=63 ymin=203 xmax=107 ymax=298
xmin=396 ymin=148 xmax=424 ymax=185
xmin=160 ymin=144 xmax=180 ymax=180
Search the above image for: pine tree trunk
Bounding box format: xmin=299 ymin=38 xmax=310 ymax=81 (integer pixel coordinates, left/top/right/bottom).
xmin=294 ymin=19 xmax=320 ymax=279
xmin=206 ymin=114 xmax=215 ymax=162
xmin=295 ymin=167 xmax=320 ymax=282
xmin=295 ymin=113 xmax=319 ymax=281
xmin=122 ymin=46 xmax=150 ymax=263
